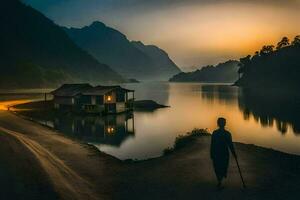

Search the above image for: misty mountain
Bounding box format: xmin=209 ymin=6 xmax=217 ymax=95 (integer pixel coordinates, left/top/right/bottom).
xmin=131 ymin=41 xmax=180 ymax=78
xmin=0 ymin=0 xmax=123 ymax=88
xmin=169 ymin=60 xmax=239 ymax=83
xmin=63 ymin=22 xmax=181 ymax=80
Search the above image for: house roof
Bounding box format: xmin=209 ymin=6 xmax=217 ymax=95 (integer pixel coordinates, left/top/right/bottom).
xmin=51 ymin=84 xmax=93 ymax=97
xmin=81 ymin=85 xmax=134 ymax=96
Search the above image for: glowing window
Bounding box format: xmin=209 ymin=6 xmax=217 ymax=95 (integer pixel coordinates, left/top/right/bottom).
xmin=107 ymin=127 xmax=115 ymax=134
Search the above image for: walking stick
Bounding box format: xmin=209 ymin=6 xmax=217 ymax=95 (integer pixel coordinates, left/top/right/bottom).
xmin=234 ymin=156 xmax=246 ymax=188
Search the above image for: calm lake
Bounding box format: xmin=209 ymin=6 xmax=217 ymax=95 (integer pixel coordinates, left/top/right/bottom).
xmin=0 ymin=82 xmax=299 ymax=160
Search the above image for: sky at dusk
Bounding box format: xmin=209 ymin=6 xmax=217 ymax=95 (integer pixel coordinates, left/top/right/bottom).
xmin=24 ymin=0 xmax=300 ymax=70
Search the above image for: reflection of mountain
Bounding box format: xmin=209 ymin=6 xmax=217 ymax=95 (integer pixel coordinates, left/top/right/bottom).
xmin=200 ymin=85 xmax=239 ymax=105
xmin=238 ymin=89 xmax=300 ymax=134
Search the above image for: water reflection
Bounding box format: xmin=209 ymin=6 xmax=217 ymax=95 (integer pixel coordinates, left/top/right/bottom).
xmin=122 ymin=82 xmax=170 ymax=105
xmin=238 ymin=89 xmax=300 ymax=134
xmin=200 ymin=84 xmax=239 ymax=105
xmin=52 ymin=113 xmax=135 ymax=147
xmin=1 ymin=84 xmax=300 ymax=159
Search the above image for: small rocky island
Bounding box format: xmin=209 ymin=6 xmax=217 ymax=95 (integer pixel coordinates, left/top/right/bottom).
xmin=133 ymin=100 xmax=168 ymax=111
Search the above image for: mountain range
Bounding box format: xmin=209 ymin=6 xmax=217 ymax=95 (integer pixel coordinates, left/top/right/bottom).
xmin=0 ymin=0 xmax=124 ymax=88
xmin=63 ymin=22 xmax=181 ymax=80
xmin=169 ymin=60 xmax=239 ymax=83
xmin=0 ymin=0 xmax=183 ymax=88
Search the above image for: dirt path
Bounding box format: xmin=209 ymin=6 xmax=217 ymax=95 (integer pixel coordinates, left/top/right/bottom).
xmin=117 ymin=137 xmax=300 ymax=200
xmin=0 ymin=110 xmax=300 ymax=200
xmin=0 ymin=111 xmax=122 ymax=200
xmin=0 ymin=126 xmax=97 ymax=200
xmin=0 ymin=131 xmax=58 ymax=200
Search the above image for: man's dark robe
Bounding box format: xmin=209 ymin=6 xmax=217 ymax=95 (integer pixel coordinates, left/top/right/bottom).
xmin=210 ymin=128 xmax=236 ymax=181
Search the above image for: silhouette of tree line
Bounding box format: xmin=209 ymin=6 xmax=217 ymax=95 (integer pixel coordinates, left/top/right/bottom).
xmin=235 ymin=35 xmax=300 ymax=90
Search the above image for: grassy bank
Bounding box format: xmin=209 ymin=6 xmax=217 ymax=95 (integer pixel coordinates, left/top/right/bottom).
xmin=163 ymin=128 xmax=210 ymax=155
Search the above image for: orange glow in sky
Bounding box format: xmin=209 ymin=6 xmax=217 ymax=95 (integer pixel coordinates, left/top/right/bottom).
xmin=25 ymin=0 xmax=300 ymax=69
xmin=124 ymin=3 xmax=300 ymax=68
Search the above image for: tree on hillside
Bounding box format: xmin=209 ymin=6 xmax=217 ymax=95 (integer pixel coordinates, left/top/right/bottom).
xmin=292 ymin=35 xmax=300 ymax=46
xmin=276 ymin=37 xmax=290 ymax=50
xmin=235 ymin=35 xmax=300 ymax=89
xmin=238 ymin=55 xmax=251 ymax=76
xmin=260 ymin=45 xmax=274 ymax=56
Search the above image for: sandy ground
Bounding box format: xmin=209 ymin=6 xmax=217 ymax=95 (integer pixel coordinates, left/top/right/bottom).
xmin=0 ymin=111 xmax=122 ymax=200
xmin=1 ymin=110 xmax=300 ymax=200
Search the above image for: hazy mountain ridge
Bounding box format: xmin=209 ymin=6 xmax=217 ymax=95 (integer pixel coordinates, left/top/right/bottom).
xmin=169 ymin=60 xmax=239 ymax=83
xmin=64 ymin=21 xmax=181 ymax=80
xmin=0 ymin=0 xmax=123 ymax=88
xmin=131 ymin=41 xmax=181 ymax=77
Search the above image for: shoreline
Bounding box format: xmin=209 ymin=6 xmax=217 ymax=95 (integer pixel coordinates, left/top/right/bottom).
xmin=14 ymin=108 xmax=300 ymax=160
xmin=1 ymin=110 xmax=300 ymax=199
xmin=12 ymin=109 xmax=298 ymax=161
xmin=11 ymin=109 xmax=123 ymax=163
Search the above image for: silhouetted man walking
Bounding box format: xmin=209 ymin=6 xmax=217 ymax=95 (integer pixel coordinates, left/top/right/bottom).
xmin=210 ymin=117 xmax=237 ymax=188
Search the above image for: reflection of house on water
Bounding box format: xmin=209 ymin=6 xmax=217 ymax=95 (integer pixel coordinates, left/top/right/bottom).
xmin=53 ymin=113 xmax=135 ymax=147
xmin=238 ymin=89 xmax=300 ymax=134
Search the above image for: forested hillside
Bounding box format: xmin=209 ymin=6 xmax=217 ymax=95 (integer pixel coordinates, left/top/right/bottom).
xmin=235 ymin=36 xmax=300 ymax=90
xmin=0 ymin=0 xmax=123 ymax=88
